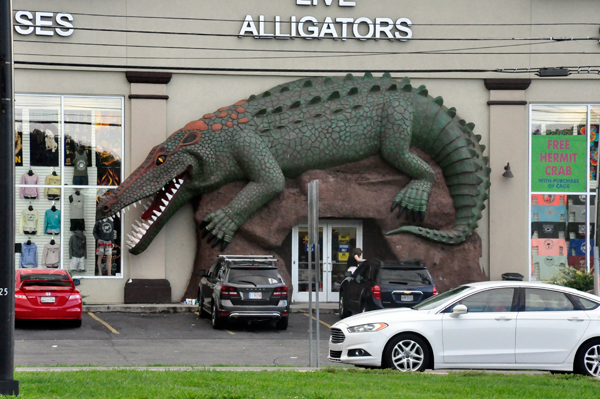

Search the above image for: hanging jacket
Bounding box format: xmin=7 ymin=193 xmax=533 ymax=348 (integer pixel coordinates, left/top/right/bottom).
xmin=44 ymin=174 xmax=61 ymax=197
xmin=20 ymin=242 xmax=38 ymax=268
xmin=20 ymin=173 xmax=39 ymax=198
xmin=20 ymin=208 xmax=42 ymax=235
xmin=69 ymin=231 xmax=87 ymax=259
xmin=44 ymin=208 xmax=61 ymax=233
xmin=42 ymin=242 xmax=60 ymax=266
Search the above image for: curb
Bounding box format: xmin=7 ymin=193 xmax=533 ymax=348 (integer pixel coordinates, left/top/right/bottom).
xmin=83 ymin=303 xmax=339 ymax=314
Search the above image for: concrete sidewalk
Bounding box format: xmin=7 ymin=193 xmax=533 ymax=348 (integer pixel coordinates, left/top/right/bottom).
xmin=83 ymin=302 xmax=339 ymax=314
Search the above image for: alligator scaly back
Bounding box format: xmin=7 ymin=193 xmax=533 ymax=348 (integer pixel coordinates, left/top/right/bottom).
xmin=386 ymin=77 xmax=491 ymax=244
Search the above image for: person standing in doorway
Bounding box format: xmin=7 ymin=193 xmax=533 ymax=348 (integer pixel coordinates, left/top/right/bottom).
xmin=347 ymin=248 xmax=366 ymax=274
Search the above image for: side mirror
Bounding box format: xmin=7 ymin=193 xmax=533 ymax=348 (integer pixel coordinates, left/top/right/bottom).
xmin=450 ymin=304 xmax=468 ymax=317
xmin=72 ymin=279 xmax=80 ymax=286
xmin=344 ymin=272 xmax=352 ymax=278
xmin=197 ymin=270 xmax=206 ymax=277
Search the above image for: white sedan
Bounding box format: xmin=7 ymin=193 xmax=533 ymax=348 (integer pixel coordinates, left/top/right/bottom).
xmin=329 ymin=281 xmax=600 ymax=376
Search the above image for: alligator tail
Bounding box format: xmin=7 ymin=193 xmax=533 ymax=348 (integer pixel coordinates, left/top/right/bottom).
xmin=386 ymin=77 xmax=491 ymax=244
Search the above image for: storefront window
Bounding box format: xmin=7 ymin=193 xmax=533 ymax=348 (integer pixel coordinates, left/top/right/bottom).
xmin=530 ymin=105 xmax=597 ymax=280
xmin=15 ymin=95 xmax=124 ymax=278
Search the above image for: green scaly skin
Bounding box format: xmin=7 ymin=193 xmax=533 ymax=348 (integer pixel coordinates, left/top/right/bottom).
xmin=96 ymin=73 xmax=491 ymax=254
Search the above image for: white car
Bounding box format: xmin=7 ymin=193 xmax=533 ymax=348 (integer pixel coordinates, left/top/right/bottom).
xmin=329 ymin=281 xmax=600 ymax=376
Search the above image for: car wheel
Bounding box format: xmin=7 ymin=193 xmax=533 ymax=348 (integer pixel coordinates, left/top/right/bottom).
xmin=276 ymin=317 xmax=288 ymax=330
xmin=575 ymin=339 xmax=600 ymax=377
xmin=198 ymin=294 xmax=208 ymax=319
xmin=71 ymin=319 xmax=82 ymax=328
xmin=339 ymin=293 xmax=350 ymax=319
xmin=383 ymin=334 xmax=429 ymax=372
xmin=211 ymin=302 xmax=225 ymax=330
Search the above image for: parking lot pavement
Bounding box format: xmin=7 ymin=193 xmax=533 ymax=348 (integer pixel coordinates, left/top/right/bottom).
xmin=15 ymin=312 xmax=343 ymax=367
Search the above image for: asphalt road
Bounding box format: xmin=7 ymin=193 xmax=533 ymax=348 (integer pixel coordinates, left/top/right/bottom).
xmin=14 ymin=312 xmax=342 ymax=367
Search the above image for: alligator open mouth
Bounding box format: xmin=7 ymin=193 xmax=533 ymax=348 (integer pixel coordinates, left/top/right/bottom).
xmin=121 ymin=172 xmax=188 ymax=253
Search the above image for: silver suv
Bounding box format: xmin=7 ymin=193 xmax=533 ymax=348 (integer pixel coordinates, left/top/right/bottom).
xmin=197 ymin=255 xmax=289 ymax=330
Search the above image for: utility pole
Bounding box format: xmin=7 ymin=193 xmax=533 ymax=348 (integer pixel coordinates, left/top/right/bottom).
xmin=0 ymin=0 xmax=19 ymax=396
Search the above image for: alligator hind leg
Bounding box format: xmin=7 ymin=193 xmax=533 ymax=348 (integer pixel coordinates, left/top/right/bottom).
xmin=381 ymin=98 xmax=435 ymax=222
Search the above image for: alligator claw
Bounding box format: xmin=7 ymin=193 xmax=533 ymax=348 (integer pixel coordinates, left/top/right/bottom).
xmin=412 ymin=211 xmax=419 ymax=222
xmin=211 ymin=238 xmax=221 ymax=249
xmin=206 ymin=233 xmax=216 ymax=244
xmin=201 ymin=228 xmax=210 ymax=239
xmin=397 ymin=206 xmax=406 ymax=219
xmin=390 ymin=201 xmax=399 ymax=213
xmin=419 ymin=211 xmax=425 ymax=222
xmin=199 ymin=221 xmax=210 ymax=230
xmin=406 ymin=209 xmax=413 ymax=221
xmin=220 ymin=241 xmax=229 ymax=252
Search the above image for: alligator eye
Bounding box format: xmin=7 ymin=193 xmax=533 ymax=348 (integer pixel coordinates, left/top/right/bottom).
xmin=156 ymin=155 xmax=167 ymax=166
xmin=180 ymin=131 xmax=200 ymax=145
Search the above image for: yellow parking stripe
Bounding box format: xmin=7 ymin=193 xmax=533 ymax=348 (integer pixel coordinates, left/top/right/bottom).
xmin=303 ymin=313 xmax=331 ymax=329
xmin=87 ymin=312 xmax=120 ymax=334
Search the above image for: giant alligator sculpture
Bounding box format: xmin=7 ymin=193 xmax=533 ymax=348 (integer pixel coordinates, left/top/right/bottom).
xmin=97 ymin=73 xmax=491 ymax=254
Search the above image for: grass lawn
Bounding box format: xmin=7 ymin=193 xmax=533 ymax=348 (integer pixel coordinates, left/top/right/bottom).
xmin=8 ymin=368 xmax=599 ymax=399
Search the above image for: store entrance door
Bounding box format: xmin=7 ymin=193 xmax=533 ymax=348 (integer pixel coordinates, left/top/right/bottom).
xmin=291 ymin=220 xmax=363 ymax=303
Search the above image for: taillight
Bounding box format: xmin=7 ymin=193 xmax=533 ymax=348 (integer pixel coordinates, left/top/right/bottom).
xmin=273 ymin=286 xmax=288 ymax=299
xmin=433 ymin=286 xmax=438 ymax=296
xmin=220 ymin=285 xmax=239 ymax=299
xmin=69 ymin=293 xmax=81 ymax=301
xmin=15 ymin=292 xmax=26 ymax=300
xmin=371 ymin=285 xmax=381 ymax=300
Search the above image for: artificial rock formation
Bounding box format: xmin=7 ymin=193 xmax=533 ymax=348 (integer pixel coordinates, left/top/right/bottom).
xmin=183 ymin=151 xmax=487 ymax=300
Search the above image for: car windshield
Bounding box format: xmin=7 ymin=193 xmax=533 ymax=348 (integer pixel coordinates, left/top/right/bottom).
xmin=412 ymin=286 xmax=471 ymax=310
xmin=380 ymin=269 xmax=432 ymax=285
xmin=227 ymin=268 xmax=283 ymax=286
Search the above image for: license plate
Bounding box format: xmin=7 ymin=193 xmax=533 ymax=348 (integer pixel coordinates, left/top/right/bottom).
xmin=41 ymin=297 xmax=55 ymax=303
xmin=249 ymin=292 xmax=262 ymax=299
xmin=400 ymin=295 xmax=413 ymax=302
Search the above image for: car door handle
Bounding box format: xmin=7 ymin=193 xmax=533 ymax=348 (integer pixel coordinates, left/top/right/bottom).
xmin=494 ymin=316 xmax=512 ymax=321
xmin=568 ymin=317 xmax=585 ymax=322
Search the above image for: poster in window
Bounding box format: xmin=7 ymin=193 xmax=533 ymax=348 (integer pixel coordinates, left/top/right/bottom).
xmin=15 ymin=130 xmax=23 ymax=166
xmin=29 ymin=126 xmax=59 ymax=167
xmin=95 ymin=111 xmax=121 ymax=186
xmin=579 ymin=124 xmax=599 ymax=181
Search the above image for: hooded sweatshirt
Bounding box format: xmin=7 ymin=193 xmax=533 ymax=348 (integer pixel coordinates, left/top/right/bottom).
xmin=69 ymin=231 xmax=87 ymax=259
xmin=42 ymin=242 xmax=60 ymax=267
xmin=20 ymin=242 xmax=38 ymax=268
xmin=20 ymin=208 xmax=42 ymax=235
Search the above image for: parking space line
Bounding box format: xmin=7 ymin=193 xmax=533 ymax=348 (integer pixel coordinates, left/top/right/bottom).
xmin=194 ymin=311 xmax=234 ymax=334
xmin=303 ymin=313 xmax=332 ymax=329
xmin=87 ymin=312 xmax=120 ymax=334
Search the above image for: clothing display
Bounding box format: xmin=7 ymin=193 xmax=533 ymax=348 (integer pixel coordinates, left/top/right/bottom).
xmin=70 ymin=257 xmax=86 ymax=271
xmin=20 ymin=241 xmax=38 ymax=268
xmin=93 ymin=220 xmax=115 ymax=242
xmin=531 ymin=222 xmax=566 ymax=239
xmin=96 ymin=239 xmax=113 ymax=256
xmin=73 ymin=150 xmax=89 ymax=185
xmin=532 ymin=255 xmax=567 ymax=281
xmin=569 ymin=204 xmax=596 ymax=223
xmin=568 ymin=256 xmax=593 ymax=270
xmin=20 ymin=172 xmax=39 ymax=199
xmin=20 ymin=208 xmax=41 ymax=235
xmin=568 ymin=195 xmax=587 ymax=206
xmin=69 ymin=231 xmax=87 ymax=259
xmin=531 ymin=238 xmax=567 ymax=256
xmin=530 ymin=194 xmax=566 ymax=206
xmin=42 ymin=242 xmax=60 ymax=268
xmin=567 ymin=223 xmax=595 ymax=239
xmin=44 ymin=208 xmax=61 ymax=234
xmin=531 ymin=205 xmax=567 ymax=222
xmin=569 ymin=239 xmax=594 ymax=256
xmin=45 ymin=130 xmax=58 ymax=152
xmin=69 ymin=191 xmax=85 ymax=231
xmin=44 ymin=173 xmax=61 ymax=200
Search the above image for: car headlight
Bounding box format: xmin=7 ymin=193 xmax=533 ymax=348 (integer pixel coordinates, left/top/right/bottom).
xmin=347 ymin=323 xmax=388 ymax=333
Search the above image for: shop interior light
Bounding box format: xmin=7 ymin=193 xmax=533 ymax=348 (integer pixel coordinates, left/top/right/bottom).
xmin=503 ymin=163 xmax=514 ymax=178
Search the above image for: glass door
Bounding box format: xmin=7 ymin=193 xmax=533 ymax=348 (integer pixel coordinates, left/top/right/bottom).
xmin=292 ymin=220 xmax=362 ymax=302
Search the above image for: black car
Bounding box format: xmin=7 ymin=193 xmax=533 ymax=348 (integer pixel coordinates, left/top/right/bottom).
xmin=198 ymin=255 xmax=289 ymax=330
xmin=338 ymin=258 xmax=437 ymax=318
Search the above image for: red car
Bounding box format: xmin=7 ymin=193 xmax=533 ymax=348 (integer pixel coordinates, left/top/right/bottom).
xmin=15 ymin=268 xmax=83 ymax=327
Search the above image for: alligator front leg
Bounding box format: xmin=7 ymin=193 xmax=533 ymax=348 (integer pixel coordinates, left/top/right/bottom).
xmin=200 ymin=133 xmax=285 ymax=251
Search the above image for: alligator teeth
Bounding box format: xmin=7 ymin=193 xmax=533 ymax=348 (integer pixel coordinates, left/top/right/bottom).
xmin=171 ymin=188 xmax=178 ymax=195
xmin=178 ymin=179 xmax=184 ymax=184
xmin=146 ymin=200 xmax=153 ymax=206
xmin=161 ymin=187 xmax=165 ymax=191
xmin=132 ymin=224 xmax=140 ymax=232
xmin=142 ymin=223 xmax=149 ymax=230
xmin=152 ymin=215 xmax=158 ymax=221
xmin=172 ymin=178 xmax=177 ymax=183
xmin=135 ymin=220 xmax=143 ymax=227
xmin=161 ymin=198 xmax=169 ymax=206
xmin=143 ymin=204 xmax=149 ymax=211
xmin=108 ymin=216 xmax=114 ymax=221
xmin=166 ymin=193 xmax=173 ymax=200
xmin=147 ymin=219 xmax=154 ymax=226
xmin=126 ymin=205 xmax=130 ymax=211
xmin=132 ymin=203 xmax=137 ymax=208
xmin=159 ymin=206 xmax=166 ymax=212
xmin=153 ymin=210 xmax=161 ymax=217
xmin=174 ymin=183 xmax=181 ymax=189
xmin=127 ymin=234 xmax=135 ymax=241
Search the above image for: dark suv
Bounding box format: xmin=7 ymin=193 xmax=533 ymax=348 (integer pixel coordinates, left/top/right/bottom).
xmin=198 ymin=255 xmax=289 ymax=330
xmin=338 ymin=258 xmax=437 ymax=318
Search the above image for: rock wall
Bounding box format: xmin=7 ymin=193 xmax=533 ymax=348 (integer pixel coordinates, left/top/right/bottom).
xmin=183 ymin=150 xmax=487 ymax=300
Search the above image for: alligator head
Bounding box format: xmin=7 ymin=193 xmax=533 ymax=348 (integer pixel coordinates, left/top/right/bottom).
xmin=96 ymin=121 xmax=209 ymax=255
